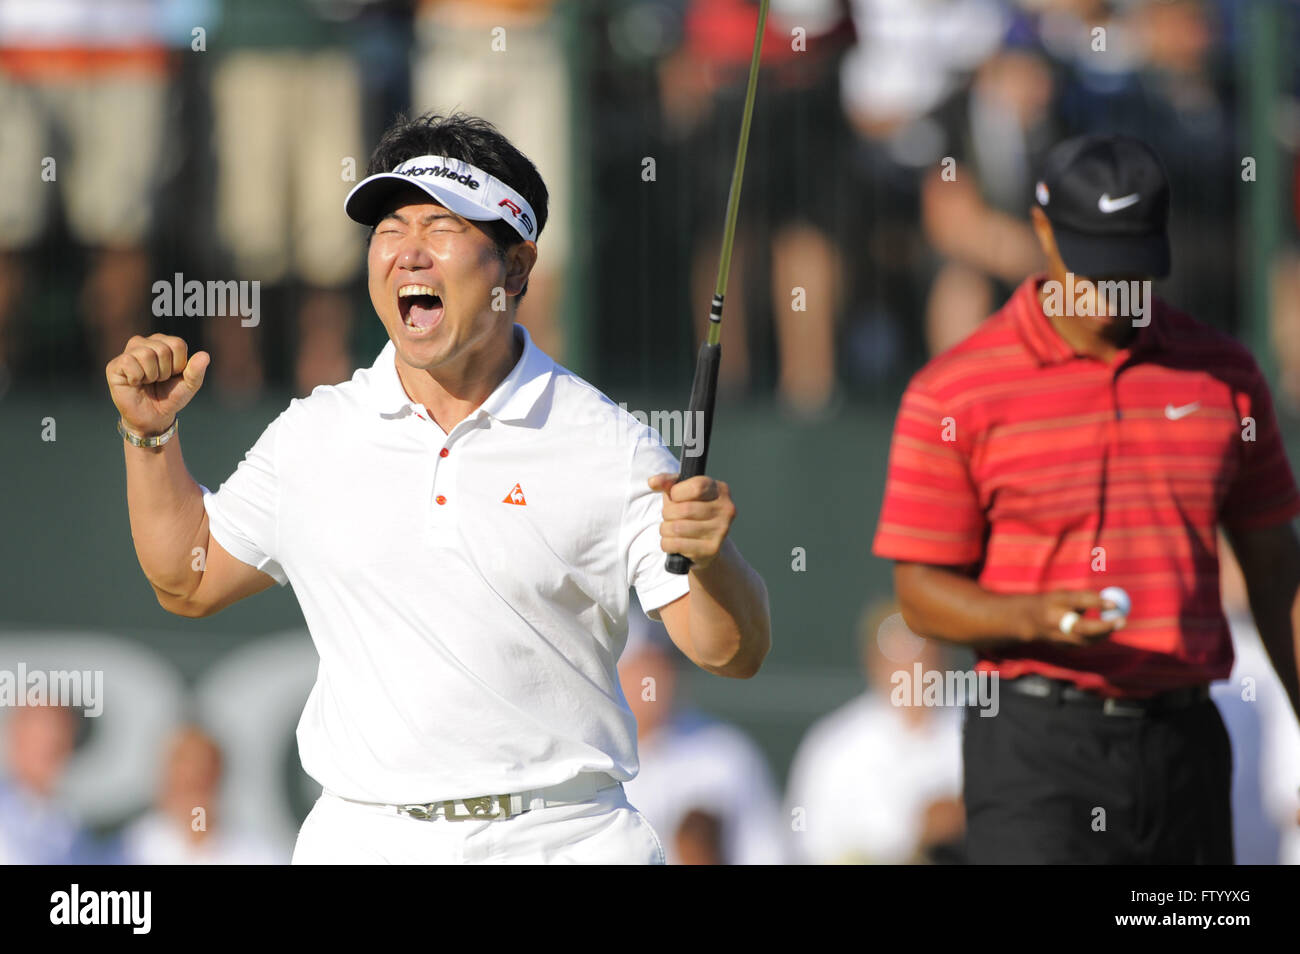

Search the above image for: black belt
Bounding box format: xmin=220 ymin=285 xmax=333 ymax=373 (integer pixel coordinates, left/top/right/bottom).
xmin=1004 ymin=674 xmax=1211 ymax=717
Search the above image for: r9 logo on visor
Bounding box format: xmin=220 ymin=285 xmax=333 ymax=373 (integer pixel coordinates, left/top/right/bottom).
xmin=497 ymin=198 xmax=534 ymax=236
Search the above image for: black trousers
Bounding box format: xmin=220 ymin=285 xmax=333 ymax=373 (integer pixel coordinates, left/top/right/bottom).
xmin=962 ymin=688 xmax=1234 ymax=864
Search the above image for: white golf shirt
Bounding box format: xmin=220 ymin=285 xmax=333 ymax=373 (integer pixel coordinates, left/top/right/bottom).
xmin=203 ymin=325 xmax=691 ymax=804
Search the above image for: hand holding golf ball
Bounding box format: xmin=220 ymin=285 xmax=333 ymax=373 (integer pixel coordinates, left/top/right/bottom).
xmin=1027 ymin=589 xmax=1128 ymax=645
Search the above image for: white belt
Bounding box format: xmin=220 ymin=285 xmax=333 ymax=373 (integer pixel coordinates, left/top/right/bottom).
xmin=325 ymin=772 xmax=622 ymax=822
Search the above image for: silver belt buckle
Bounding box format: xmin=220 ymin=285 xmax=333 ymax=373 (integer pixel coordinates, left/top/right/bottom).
xmin=443 ymin=794 xmax=512 ymax=821
xmin=398 ymin=802 xmax=438 ymax=820
xmin=1016 ymin=675 xmax=1054 ymax=698
xmin=1102 ymin=697 xmax=1145 ymax=717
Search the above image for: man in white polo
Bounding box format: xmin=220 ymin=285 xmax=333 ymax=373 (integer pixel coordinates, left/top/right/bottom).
xmin=104 ymin=112 xmax=771 ymax=864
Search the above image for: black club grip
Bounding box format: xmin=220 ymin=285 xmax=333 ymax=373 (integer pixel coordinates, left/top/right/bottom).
xmin=665 ymin=340 xmax=721 ymax=575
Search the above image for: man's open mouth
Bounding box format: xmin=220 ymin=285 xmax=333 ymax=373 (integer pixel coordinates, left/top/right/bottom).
xmin=397 ymin=284 xmax=444 ymax=332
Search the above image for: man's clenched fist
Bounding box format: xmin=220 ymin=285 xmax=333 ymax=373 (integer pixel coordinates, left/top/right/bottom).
xmin=649 ymin=473 xmax=737 ymax=572
xmin=105 ymin=334 xmax=209 ymax=438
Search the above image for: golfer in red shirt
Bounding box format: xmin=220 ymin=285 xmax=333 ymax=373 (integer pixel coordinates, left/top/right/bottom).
xmin=874 ymin=134 xmax=1300 ymax=864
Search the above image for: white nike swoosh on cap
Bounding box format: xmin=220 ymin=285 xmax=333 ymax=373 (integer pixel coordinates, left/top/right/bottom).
xmin=1164 ymin=401 xmax=1200 ymax=420
xmin=1098 ymin=192 xmax=1141 ymax=213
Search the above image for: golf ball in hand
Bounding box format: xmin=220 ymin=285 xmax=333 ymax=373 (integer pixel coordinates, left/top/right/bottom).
xmin=1100 ymin=586 xmax=1131 ymax=622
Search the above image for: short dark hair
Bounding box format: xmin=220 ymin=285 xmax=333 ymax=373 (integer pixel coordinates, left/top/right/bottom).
xmin=365 ymin=112 xmax=548 ymax=297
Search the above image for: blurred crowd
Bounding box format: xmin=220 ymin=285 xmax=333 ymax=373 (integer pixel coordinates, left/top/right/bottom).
xmin=5 ymin=551 xmax=1296 ymax=865
xmin=619 ymin=600 xmax=968 ymax=864
xmin=0 ymin=0 xmax=1297 ymax=414
xmin=0 ymin=710 xmax=281 ymax=863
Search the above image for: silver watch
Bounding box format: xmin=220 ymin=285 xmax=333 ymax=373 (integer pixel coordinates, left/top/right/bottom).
xmin=118 ymin=417 xmax=178 ymax=448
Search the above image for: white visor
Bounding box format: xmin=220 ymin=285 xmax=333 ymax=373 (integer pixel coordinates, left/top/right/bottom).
xmin=344 ymin=154 xmax=538 ymax=242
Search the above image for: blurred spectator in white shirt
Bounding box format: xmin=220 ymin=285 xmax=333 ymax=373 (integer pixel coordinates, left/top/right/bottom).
xmin=1215 ymin=538 xmax=1300 ymax=864
xmin=0 ymin=705 xmax=115 ymax=864
xmin=620 ymin=610 xmax=786 ymax=865
xmin=840 ymin=0 xmax=1006 ymax=135
xmin=121 ymin=724 xmax=281 ymax=864
xmin=786 ymin=601 xmax=965 ymax=863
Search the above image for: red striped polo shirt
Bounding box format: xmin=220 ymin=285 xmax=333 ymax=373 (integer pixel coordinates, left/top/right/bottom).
xmin=873 ymin=275 xmax=1300 ymax=696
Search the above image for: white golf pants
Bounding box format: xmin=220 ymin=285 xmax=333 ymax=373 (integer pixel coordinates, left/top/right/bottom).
xmin=291 ymin=782 xmax=665 ymax=865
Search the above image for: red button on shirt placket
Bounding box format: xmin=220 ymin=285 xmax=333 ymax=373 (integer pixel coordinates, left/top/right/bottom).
xmin=435 ymin=449 xmax=449 ymax=504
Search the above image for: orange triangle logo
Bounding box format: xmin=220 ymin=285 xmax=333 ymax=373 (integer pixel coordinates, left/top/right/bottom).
xmin=502 ymin=483 xmax=527 ymax=506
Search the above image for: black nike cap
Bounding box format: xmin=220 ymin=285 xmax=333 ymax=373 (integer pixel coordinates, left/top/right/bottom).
xmin=1034 ymin=134 xmax=1171 ymax=279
